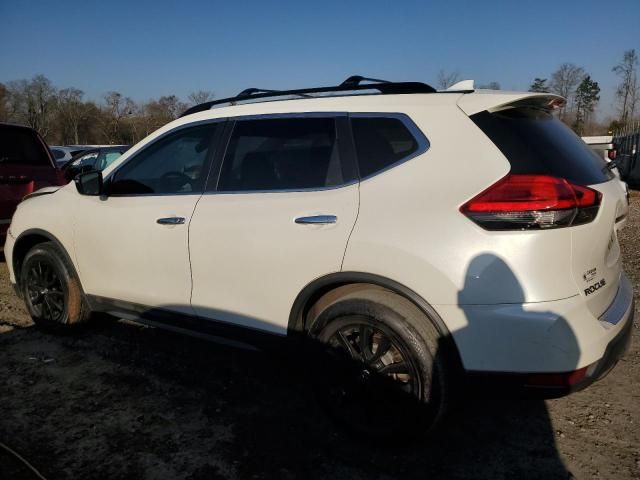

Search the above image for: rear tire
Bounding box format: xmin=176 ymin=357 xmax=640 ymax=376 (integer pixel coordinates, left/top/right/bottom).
xmin=307 ymin=285 xmax=449 ymax=440
xmin=20 ymin=241 xmax=91 ymax=330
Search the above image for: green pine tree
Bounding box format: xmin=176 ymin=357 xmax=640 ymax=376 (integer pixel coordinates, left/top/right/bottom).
xmin=573 ymin=75 xmax=600 ymax=134
xmin=528 ymin=78 xmax=549 ymax=92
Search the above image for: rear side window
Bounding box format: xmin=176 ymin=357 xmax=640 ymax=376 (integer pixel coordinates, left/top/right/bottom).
xmin=351 ymin=116 xmax=422 ymax=178
xmin=51 ymin=149 xmax=65 ymax=160
xmin=472 ymin=108 xmax=613 ymax=185
xmin=0 ymin=126 xmax=51 ymax=166
xmin=218 ymin=117 xmax=346 ymax=191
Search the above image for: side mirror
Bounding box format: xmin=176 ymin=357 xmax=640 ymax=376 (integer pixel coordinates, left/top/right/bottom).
xmin=74 ymin=170 xmax=103 ymax=196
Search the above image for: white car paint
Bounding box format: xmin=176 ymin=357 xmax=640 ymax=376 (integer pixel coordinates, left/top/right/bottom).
xmin=4 ymin=88 xmax=632 ymax=377
xmin=189 ymin=185 xmax=359 ymax=334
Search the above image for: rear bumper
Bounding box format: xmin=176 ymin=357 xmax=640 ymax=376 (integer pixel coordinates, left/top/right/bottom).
xmin=455 ymin=274 xmax=634 ymax=397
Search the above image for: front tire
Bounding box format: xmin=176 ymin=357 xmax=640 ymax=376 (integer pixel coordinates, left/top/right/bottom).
xmin=21 ymin=242 xmax=91 ymax=330
xmin=307 ymin=285 xmax=450 ymax=439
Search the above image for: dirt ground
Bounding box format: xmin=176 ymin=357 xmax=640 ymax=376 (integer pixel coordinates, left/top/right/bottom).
xmin=0 ymin=197 xmax=638 ymax=480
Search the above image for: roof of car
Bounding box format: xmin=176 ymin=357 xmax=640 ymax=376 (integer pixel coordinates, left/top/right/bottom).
xmin=0 ymin=122 xmax=38 ymax=131
xmin=71 ymin=145 xmax=129 ymax=156
xmin=179 ymin=76 xmax=565 ymax=125
xmin=181 ymin=75 xmax=439 ymax=117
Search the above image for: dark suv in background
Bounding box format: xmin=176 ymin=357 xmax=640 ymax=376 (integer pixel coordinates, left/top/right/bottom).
xmin=0 ymin=123 xmax=65 ymax=240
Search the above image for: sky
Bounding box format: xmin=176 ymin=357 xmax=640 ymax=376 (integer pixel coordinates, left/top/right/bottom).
xmin=1 ymin=0 xmax=639 ymax=119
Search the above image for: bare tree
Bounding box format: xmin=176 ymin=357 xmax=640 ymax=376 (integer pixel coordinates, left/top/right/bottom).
xmin=103 ymin=91 xmax=136 ymax=143
xmin=158 ymin=95 xmax=188 ymax=120
xmin=436 ymin=70 xmax=461 ymax=90
xmin=188 ymin=90 xmax=215 ymax=106
xmin=57 ymin=87 xmax=86 ymax=144
xmin=478 ymin=81 xmax=501 ymax=90
xmin=613 ymin=49 xmax=639 ymax=125
xmin=6 ymin=75 xmax=58 ymax=138
xmin=549 ymin=63 xmax=585 ymax=121
xmin=143 ymin=95 xmax=188 ymax=131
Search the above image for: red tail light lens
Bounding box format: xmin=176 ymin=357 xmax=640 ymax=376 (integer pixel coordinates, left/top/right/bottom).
xmin=460 ymin=174 xmax=601 ymax=230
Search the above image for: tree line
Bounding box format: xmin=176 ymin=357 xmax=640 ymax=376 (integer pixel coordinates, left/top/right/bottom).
xmin=1 ymin=49 xmax=638 ymax=145
xmin=439 ymin=49 xmax=639 ymax=136
xmin=0 ymin=77 xmax=214 ymax=146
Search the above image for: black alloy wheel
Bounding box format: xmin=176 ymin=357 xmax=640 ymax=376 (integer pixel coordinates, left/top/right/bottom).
xmin=313 ymin=315 xmax=429 ymax=438
xmin=20 ymin=241 xmax=91 ymax=329
xmin=25 ymin=259 xmax=66 ymax=323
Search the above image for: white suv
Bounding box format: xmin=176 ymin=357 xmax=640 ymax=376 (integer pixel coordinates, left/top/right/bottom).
xmin=4 ymin=76 xmax=634 ymax=437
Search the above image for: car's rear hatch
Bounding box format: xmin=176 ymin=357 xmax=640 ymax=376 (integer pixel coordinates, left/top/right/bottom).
xmin=0 ymin=124 xmax=63 ymax=224
xmin=459 ymin=93 xmax=627 ymax=318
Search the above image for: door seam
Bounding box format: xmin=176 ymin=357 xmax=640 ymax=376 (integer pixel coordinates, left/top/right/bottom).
xmin=187 ymin=193 xmax=205 ymax=309
xmin=340 ymin=182 xmax=360 ymax=270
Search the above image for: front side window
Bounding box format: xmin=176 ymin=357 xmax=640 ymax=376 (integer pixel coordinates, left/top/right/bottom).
xmin=109 ymin=123 xmax=218 ymax=195
xmin=217 ymin=117 xmax=344 ymax=191
xmin=351 ymin=116 xmax=422 ymax=178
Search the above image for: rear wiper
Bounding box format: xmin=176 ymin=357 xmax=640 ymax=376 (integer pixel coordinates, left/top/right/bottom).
xmin=603 ymin=159 xmax=618 ymax=172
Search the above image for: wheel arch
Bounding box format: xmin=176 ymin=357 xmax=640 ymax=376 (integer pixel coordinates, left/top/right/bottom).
xmin=13 ymin=229 xmax=77 ymax=289
xmin=288 ymin=271 xmax=464 ymax=371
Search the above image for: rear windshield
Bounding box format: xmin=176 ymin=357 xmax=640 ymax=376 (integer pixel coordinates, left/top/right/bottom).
xmin=471 ymin=108 xmax=613 ymax=185
xmin=0 ymin=125 xmax=51 ymax=167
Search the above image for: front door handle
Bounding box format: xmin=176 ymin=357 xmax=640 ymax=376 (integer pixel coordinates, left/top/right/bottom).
xmin=294 ymin=215 xmax=337 ymax=225
xmin=157 ymin=217 xmax=185 ymax=225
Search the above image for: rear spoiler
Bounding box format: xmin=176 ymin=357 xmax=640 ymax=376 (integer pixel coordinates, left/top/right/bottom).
xmin=457 ymin=92 xmax=565 ymax=116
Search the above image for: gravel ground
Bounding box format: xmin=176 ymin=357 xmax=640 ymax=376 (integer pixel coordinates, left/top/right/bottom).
xmin=0 ymin=195 xmax=638 ymax=480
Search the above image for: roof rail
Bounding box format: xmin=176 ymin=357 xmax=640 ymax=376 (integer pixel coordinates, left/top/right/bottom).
xmin=180 ymin=75 xmax=436 ymax=117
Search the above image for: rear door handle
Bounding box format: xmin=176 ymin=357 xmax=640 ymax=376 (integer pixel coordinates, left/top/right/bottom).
xmin=157 ymin=217 xmax=185 ymax=225
xmin=294 ymin=215 xmax=337 ymax=225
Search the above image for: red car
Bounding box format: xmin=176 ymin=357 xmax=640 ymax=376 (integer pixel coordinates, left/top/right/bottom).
xmin=0 ymin=123 xmax=66 ymax=240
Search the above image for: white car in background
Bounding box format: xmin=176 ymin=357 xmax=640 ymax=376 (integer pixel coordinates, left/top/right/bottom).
xmin=582 ymin=135 xmax=616 ymax=164
xmin=5 ymin=77 xmax=634 ymax=437
xmin=582 ymin=135 xmax=629 ymax=207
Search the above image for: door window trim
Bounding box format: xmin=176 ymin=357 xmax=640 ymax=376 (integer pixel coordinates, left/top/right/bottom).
xmin=103 ymin=118 xmax=227 ymax=197
xmin=204 ymin=112 xmax=359 ymax=194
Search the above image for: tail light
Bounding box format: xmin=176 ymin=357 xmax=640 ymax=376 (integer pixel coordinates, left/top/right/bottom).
xmin=608 ymin=149 xmax=617 ymax=160
xmin=460 ymin=174 xmax=601 ymax=230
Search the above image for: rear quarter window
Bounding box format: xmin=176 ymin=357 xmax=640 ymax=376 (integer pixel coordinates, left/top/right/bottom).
xmin=351 ymin=116 xmax=427 ymax=178
xmin=471 ymin=108 xmax=613 ymax=185
xmin=51 ymin=148 xmax=65 ymax=160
